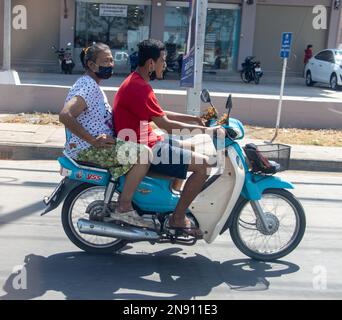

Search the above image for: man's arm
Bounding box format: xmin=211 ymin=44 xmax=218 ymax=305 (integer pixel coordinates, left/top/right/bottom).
xmin=164 ymin=110 xmax=204 ymax=125
xmin=152 ymin=115 xmax=219 ymax=136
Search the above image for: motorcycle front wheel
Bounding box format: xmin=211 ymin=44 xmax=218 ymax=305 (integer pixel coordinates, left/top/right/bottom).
xmin=230 ymin=189 xmax=306 ymax=261
xmin=61 ymin=183 xmax=127 ymax=254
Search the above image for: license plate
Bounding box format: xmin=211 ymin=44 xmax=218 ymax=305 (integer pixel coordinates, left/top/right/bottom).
xmin=66 ymin=60 xmax=73 ymax=64
xmin=43 ymin=179 xmax=65 ymax=206
xmin=255 ymin=68 xmax=262 ymax=72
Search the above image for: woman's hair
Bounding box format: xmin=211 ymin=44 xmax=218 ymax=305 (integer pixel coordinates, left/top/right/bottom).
xmin=80 ymin=42 xmax=111 ymax=69
xmin=307 ymin=44 xmax=313 ymax=49
xmin=137 ymin=39 xmax=165 ymax=67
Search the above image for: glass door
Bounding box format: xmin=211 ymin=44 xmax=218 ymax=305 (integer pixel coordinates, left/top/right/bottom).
xmin=75 ymin=0 xmax=152 ymax=74
xmin=163 ymin=1 xmax=241 ymax=76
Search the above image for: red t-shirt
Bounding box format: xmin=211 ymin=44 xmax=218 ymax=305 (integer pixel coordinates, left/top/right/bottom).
xmin=113 ymin=72 xmax=165 ymax=148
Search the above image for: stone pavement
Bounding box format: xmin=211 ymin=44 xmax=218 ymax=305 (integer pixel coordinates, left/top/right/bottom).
xmin=0 ymin=122 xmax=341 ymax=172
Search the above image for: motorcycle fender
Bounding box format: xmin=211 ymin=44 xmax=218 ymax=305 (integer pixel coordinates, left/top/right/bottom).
xmin=41 ymin=178 xmax=84 ymax=216
xmin=242 ymin=174 xmax=294 ymax=201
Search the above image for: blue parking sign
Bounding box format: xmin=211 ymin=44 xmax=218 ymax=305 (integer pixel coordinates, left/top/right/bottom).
xmin=280 ymin=32 xmax=292 ymax=59
xmin=280 ymin=50 xmax=290 ymax=58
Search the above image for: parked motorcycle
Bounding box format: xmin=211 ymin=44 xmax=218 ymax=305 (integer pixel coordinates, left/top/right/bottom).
xmin=42 ymin=90 xmax=306 ymax=261
xmin=241 ymin=56 xmax=263 ymax=84
xmin=52 ymin=42 xmax=75 ymax=75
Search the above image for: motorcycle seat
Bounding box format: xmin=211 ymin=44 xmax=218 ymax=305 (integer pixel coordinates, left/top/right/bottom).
xmin=75 ymin=160 xmax=110 ymax=171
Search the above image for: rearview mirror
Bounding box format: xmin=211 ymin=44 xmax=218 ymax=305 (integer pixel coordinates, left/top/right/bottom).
xmin=226 ymin=94 xmax=233 ymax=111
xmin=200 ymin=89 xmax=211 ymax=104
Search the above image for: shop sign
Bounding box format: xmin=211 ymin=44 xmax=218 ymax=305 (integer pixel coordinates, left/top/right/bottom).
xmin=99 ymin=4 xmax=127 ymax=17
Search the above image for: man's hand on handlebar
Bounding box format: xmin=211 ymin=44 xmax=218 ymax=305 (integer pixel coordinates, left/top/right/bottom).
xmin=206 ymin=126 xmax=226 ymax=138
xmin=196 ymin=116 xmax=207 ymax=126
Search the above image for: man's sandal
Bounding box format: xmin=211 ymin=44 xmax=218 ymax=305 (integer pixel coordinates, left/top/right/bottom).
xmin=166 ymin=215 xmax=203 ymax=237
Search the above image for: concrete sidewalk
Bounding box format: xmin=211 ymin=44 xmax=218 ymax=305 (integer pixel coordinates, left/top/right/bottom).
xmin=0 ymin=122 xmax=341 ymax=172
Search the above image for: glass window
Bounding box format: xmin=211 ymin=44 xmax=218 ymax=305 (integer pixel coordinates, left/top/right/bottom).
xmin=163 ymin=6 xmax=189 ymax=74
xmin=163 ymin=3 xmax=241 ymax=75
xmin=204 ymin=8 xmax=240 ymax=72
xmin=326 ymin=51 xmax=335 ymax=63
xmin=335 ymin=51 xmax=342 ymax=64
xmin=315 ymin=51 xmax=325 ymax=61
xmin=75 ymin=1 xmax=151 ymax=73
xmin=315 ymin=50 xmax=334 ymax=63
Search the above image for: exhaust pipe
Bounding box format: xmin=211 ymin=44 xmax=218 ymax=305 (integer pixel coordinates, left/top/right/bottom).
xmin=77 ymin=219 xmax=160 ymax=241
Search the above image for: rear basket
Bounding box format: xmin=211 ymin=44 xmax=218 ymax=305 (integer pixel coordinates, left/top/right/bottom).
xmin=244 ymin=143 xmax=291 ymax=174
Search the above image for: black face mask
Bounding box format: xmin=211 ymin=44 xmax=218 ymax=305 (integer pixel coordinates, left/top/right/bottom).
xmin=95 ymin=65 xmax=114 ymax=79
xmin=149 ymin=71 xmax=157 ymax=81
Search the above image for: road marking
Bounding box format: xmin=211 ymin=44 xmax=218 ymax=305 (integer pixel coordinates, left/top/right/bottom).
xmin=328 ymin=107 xmax=342 ymax=115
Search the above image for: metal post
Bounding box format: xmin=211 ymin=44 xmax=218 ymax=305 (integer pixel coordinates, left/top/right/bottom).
xmin=3 ymin=0 xmax=11 ymax=70
xmin=270 ymin=57 xmax=287 ymax=143
xmin=186 ymin=0 xmax=208 ymax=116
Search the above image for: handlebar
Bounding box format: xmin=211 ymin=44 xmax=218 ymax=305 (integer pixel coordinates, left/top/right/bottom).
xmin=209 ymin=123 xmax=238 ymax=140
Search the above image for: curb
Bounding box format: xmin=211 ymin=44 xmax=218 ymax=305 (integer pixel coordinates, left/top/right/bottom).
xmin=1 ymin=143 xmax=341 ymax=173
xmin=0 ymin=144 xmax=63 ymax=161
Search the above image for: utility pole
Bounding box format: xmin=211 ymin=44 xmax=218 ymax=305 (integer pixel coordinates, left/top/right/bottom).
xmin=185 ymin=0 xmax=208 ymax=116
xmin=271 ymin=32 xmax=292 ymax=143
xmin=3 ymin=0 xmax=12 ymax=71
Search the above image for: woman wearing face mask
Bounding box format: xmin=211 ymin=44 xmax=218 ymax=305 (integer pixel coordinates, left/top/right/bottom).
xmin=59 ymin=42 xmax=152 ymax=228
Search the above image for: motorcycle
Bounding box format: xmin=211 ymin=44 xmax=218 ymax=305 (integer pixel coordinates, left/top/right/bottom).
xmin=42 ymin=90 xmax=306 ymax=261
xmin=52 ymin=42 xmax=75 ymax=75
xmin=241 ymin=56 xmax=263 ymax=84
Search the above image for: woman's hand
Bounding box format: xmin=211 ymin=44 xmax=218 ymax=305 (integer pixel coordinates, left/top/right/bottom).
xmin=91 ymin=134 xmax=116 ymax=148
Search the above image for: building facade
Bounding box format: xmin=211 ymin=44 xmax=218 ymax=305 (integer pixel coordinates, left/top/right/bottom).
xmin=1 ymin=0 xmax=342 ymax=77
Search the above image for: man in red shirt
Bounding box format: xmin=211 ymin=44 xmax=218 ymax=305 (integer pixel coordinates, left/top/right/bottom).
xmin=113 ymin=39 xmax=224 ymax=235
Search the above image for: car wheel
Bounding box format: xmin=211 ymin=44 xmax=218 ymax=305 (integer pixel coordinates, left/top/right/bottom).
xmin=330 ymin=73 xmax=340 ymax=90
xmin=305 ymin=71 xmax=314 ymax=87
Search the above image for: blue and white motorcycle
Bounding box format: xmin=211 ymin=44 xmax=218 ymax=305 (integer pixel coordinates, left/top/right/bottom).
xmin=43 ymin=90 xmax=306 ymax=261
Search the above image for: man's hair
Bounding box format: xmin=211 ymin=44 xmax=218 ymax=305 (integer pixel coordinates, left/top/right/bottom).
xmin=137 ymin=39 xmax=165 ymax=67
xmin=80 ymin=42 xmax=111 ymax=69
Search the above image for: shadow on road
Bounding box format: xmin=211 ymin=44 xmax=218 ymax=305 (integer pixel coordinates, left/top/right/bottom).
xmin=0 ymin=248 xmax=300 ymax=300
xmin=0 ymin=201 xmax=45 ymax=227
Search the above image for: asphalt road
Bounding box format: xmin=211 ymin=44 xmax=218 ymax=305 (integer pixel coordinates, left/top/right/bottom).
xmin=0 ymin=160 xmax=341 ymax=300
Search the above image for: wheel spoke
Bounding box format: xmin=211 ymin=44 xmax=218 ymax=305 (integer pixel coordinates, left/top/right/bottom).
xmin=236 ymin=191 xmax=302 ymax=257
xmin=69 ymin=186 xmax=120 ymax=248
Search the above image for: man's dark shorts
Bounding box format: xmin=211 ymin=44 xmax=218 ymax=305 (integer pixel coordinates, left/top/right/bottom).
xmin=150 ymin=138 xmax=192 ymax=179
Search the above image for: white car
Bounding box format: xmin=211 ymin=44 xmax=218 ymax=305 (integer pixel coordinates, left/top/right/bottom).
xmin=305 ymin=49 xmax=342 ymax=90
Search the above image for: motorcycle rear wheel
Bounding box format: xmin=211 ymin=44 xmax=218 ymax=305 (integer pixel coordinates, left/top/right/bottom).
xmin=230 ymin=189 xmax=306 ymax=261
xmin=61 ymin=183 xmax=127 ymax=254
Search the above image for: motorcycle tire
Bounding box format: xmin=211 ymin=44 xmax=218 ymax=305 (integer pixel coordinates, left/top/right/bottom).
xmin=240 ymin=71 xmax=249 ymax=84
xmin=229 ymin=189 xmax=306 ymax=261
xmin=61 ymin=183 xmax=128 ymax=254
